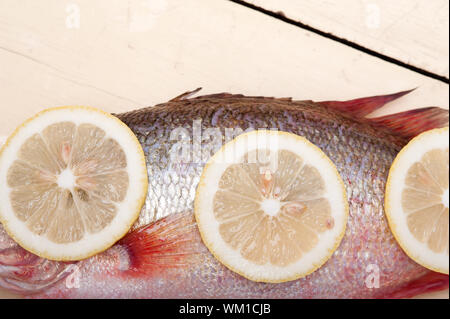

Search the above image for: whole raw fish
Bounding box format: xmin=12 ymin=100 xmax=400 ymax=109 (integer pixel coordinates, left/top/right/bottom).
xmin=0 ymin=89 xmax=448 ymax=298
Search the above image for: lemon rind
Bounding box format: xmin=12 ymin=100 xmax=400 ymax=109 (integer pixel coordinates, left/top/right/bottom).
xmin=0 ymin=106 xmax=148 ymax=261
xmin=385 ymin=127 xmax=449 ymax=275
xmin=194 ymin=130 xmax=348 ymax=283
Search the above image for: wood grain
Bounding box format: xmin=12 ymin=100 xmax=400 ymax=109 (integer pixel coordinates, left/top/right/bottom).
xmin=0 ymin=0 xmax=448 ymax=299
xmin=241 ymin=0 xmax=449 ymax=78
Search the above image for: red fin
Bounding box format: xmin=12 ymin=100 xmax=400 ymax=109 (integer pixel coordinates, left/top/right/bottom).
xmin=319 ymin=89 xmax=415 ymax=118
xmin=381 ymin=272 xmax=449 ymax=299
xmin=369 ymin=107 xmax=449 ymax=139
xmin=119 ymin=212 xmax=203 ymax=276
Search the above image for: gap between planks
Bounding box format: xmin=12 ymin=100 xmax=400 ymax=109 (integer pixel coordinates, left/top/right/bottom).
xmin=229 ymin=0 xmax=449 ymax=83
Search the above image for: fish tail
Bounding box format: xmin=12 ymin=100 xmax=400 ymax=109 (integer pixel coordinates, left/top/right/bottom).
xmin=319 ymin=89 xmax=416 ymax=118
xmin=380 ymin=272 xmax=449 ymax=299
xmin=119 ymin=212 xmax=203 ymax=277
xmin=319 ymin=89 xmax=448 ymax=139
xmin=369 ymin=107 xmax=449 ymax=139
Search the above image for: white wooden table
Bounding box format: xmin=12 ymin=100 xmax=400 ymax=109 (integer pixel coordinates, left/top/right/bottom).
xmin=0 ymin=0 xmax=448 ymax=298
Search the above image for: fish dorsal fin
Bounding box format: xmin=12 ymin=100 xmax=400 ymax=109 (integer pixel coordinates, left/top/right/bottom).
xmin=119 ymin=212 xmax=204 ymax=276
xmin=369 ymin=107 xmax=449 ymax=139
xmin=171 ymin=88 xmax=448 ymax=140
xmin=319 ymin=89 xmax=415 ymax=118
xmin=170 ymin=88 xmax=203 ymax=102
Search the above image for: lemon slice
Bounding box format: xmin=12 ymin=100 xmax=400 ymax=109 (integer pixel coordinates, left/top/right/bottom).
xmin=195 ymin=130 xmax=348 ymax=283
xmin=385 ymin=127 xmax=449 ymax=274
xmin=0 ymin=106 xmax=148 ymax=261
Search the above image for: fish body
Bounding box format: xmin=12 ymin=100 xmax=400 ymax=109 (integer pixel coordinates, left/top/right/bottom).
xmin=0 ymin=90 xmax=448 ymax=298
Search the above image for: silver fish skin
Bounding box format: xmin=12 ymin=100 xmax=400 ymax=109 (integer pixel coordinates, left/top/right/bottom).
xmin=0 ymin=91 xmax=448 ymax=298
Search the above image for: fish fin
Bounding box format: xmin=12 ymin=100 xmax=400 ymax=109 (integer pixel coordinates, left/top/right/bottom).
xmin=195 ymin=92 xmax=246 ymax=99
xmin=119 ymin=212 xmax=203 ymax=276
xmin=193 ymin=92 xmax=293 ymax=100
xmin=381 ymin=272 xmax=449 ymax=299
xmin=170 ymin=88 xmax=202 ymax=101
xmin=319 ymin=89 xmax=415 ymax=118
xmin=369 ymin=107 xmax=449 ymax=139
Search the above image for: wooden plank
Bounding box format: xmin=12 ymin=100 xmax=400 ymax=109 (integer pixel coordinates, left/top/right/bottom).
xmin=0 ymin=0 xmax=448 ymax=298
xmin=242 ymin=0 xmax=449 ymax=78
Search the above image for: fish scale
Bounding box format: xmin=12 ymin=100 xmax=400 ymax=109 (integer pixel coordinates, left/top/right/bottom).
xmin=0 ymin=91 xmax=448 ymax=298
xmin=117 ymin=95 xmax=423 ymax=297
